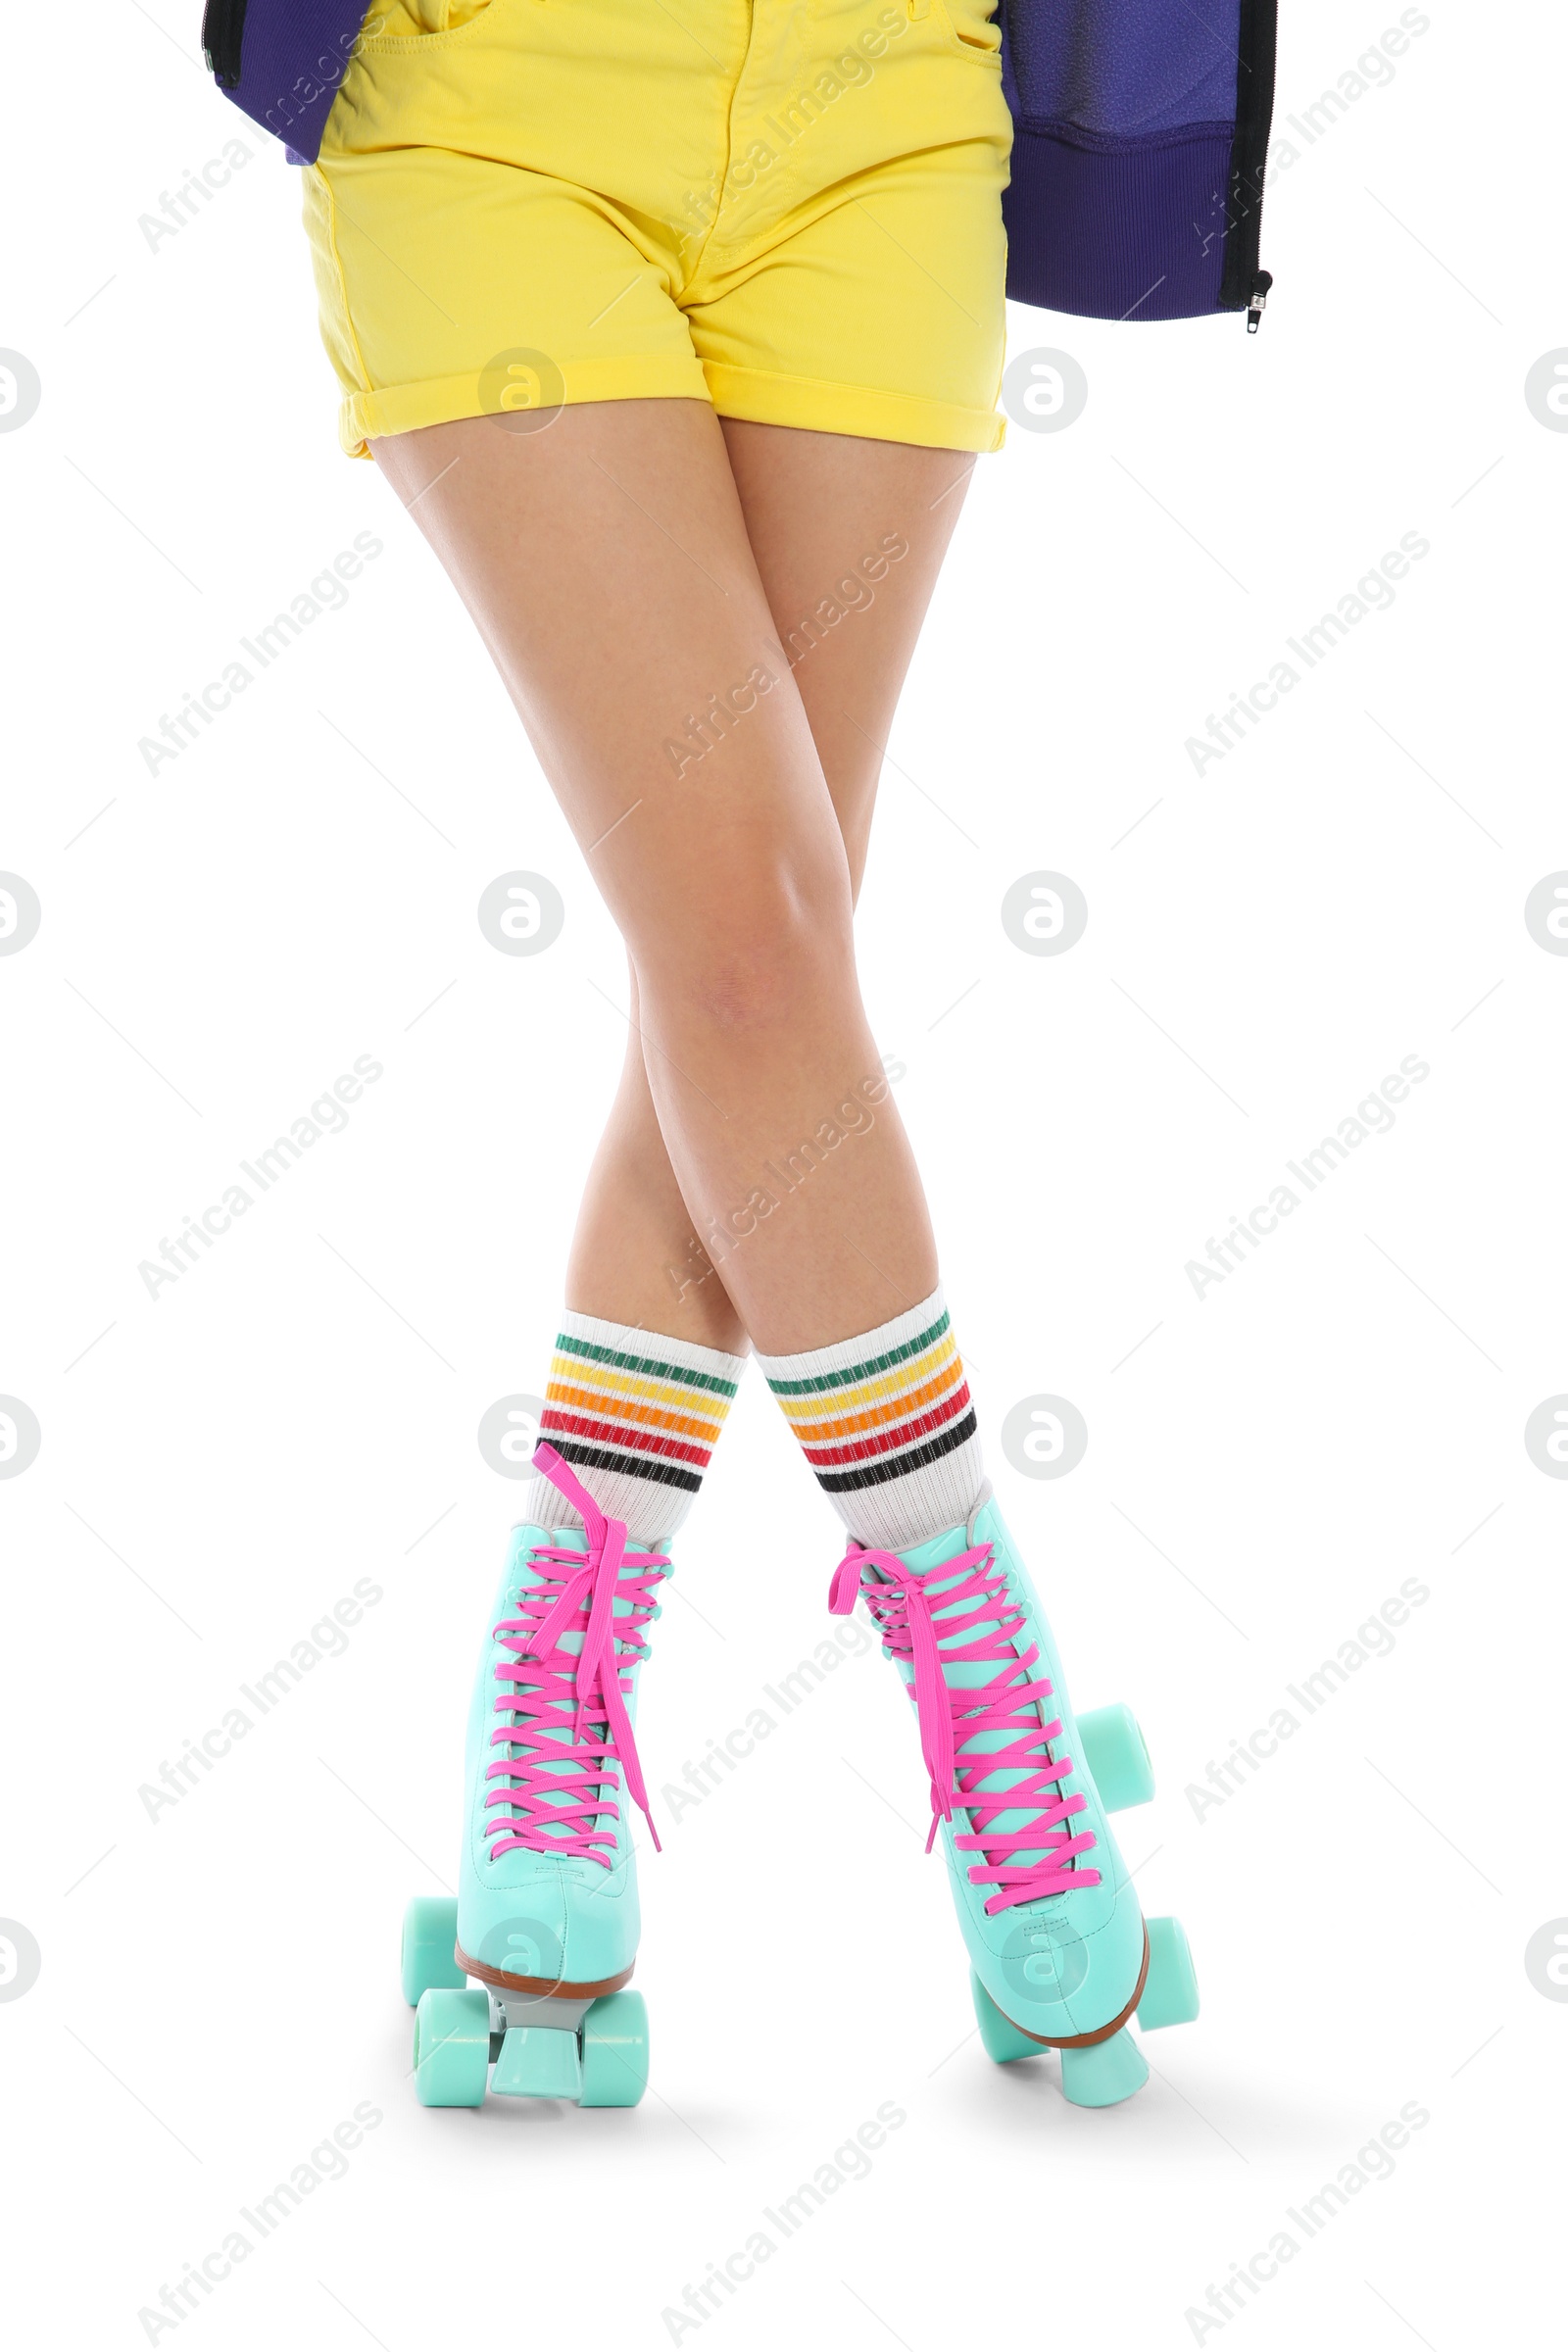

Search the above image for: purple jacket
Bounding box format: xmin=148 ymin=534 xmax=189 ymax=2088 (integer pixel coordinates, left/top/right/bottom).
xmin=202 ymin=0 xmax=1276 ymax=325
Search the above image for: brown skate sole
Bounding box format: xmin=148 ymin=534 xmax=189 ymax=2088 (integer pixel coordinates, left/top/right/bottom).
xmin=453 ymin=1942 xmax=634 ymax=2000
xmin=1005 ymin=1920 xmax=1151 ymax=2050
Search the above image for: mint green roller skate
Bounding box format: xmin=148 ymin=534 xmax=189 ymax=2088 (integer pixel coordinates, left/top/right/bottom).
xmin=401 ymin=1443 xmax=669 ymax=2109
xmin=829 ymin=1485 xmax=1198 ymax=2107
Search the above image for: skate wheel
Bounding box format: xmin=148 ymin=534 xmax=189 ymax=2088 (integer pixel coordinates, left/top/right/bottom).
xmin=1074 ymin=1704 xmax=1154 ymax=1812
xmin=1059 ymin=2027 xmax=1150 ymax=2109
xmin=413 ymin=1987 xmax=491 ymax=2107
xmin=579 ymin=1990 xmax=649 ymax=2107
xmin=401 ymin=1895 xmax=466 ymax=2006
xmin=969 ymin=1971 xmax=1041 ymax=2065
xmin=1137 ymin=1916 xmax=1200 ymax=2031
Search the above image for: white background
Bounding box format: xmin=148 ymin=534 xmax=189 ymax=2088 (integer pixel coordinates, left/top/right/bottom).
xmin=2 ymin=1 xmax=1564 ymax=2345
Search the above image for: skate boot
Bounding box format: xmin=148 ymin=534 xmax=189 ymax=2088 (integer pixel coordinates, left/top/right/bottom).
xmin=401 ymin=1442 xmax=669 ymax=2108
xmin=829 ymin=1484 xmax=1198 ymax=2107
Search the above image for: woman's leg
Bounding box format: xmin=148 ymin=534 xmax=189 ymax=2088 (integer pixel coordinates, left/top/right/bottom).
xmin=557 ymin=420 xmax=974 ymax=1358
xmin=716 ymin=418 xmax=973 ymax=894
xmin=375 ymin=399 xmax=955 ymax=1353
xmin=564 ymin=956 xmax=752 ymax=1356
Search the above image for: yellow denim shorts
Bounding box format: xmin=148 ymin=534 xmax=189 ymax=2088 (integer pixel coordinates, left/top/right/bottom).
xmin=302 ymin=0 xmax=1011 ymax=458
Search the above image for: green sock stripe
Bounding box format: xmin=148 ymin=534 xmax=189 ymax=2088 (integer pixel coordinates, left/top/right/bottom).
xmin=762 ymin=1309 xmax=952 ymax=1398
xmin=555 ymin=1329 xmax=741 ymax=1399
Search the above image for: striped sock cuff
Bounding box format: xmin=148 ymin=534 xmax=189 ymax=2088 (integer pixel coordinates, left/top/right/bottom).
xmin=758 ymin=1286 xmax=985 ymax=1549
xmin=523 ymin=1312 xmax=746 ymax=1543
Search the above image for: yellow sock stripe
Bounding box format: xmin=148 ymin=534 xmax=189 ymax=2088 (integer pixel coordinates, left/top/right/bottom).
xmin=545 ymin=1379 xmax=728 ymax=1449
xmin=781 ymin=1357 xmax=968 ymax=1447
xmin=546 ymin=1351 xmax=732 ymax=1437
xmin=770 ymin=1331 xmax=962 ymax=1432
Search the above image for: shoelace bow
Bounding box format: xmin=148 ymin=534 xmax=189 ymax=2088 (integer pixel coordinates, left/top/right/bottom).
xmin=829 ymin=1540 xmax=1101 ymax=1913
xmin=486 ymin=1442 xmax=667 ymax=1867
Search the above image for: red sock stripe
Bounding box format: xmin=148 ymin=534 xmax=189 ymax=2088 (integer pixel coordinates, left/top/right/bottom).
xmin=799 ymin=1381 xmax=973 ymax=1471
xmin=540 ymin=1407 xmax=713 ymax=1472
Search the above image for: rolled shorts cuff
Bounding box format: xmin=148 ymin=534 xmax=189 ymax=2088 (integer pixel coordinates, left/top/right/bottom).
xmin=703 ymin=360 xmax=1006 ymax=454
xmin=343 ymin=351 xmax=712 ymax=457
xmin=342 ymin=355 xmax=1007 ymax=459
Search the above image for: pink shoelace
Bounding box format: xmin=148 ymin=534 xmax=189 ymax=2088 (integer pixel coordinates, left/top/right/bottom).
xmin=829 ymin=1538 xmax=1101 ymax=1913
xmin=485 ymin=1443 xmax=667 ymax=1868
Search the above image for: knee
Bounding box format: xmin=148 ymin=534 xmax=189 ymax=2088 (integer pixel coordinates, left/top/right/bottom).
xmin=638 ymin=868 xmax=853 ymax=1036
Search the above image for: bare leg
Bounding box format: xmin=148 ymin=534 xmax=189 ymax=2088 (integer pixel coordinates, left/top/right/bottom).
xmin=374 ymin=400 xmax=965 ymax=1351
xmin=555 ymin=419 xmax=971 ymax=1353
xmin=716 ymin=418 xmax=972 ymax=891
xmin=564 ymin=958 xmax=752 ymax=1352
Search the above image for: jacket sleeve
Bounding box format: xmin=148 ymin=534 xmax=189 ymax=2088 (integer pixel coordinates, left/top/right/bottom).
xmin=202 ymin=0 xmax=374 ymax=161
xmin=1000 ymin=0 xmax=1277 ymax=323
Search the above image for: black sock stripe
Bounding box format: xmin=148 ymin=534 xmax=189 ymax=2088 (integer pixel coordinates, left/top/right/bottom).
xmin=813 ymin=1409 xmax=979 ymax=1495
xmin=545 ymin=1438 xmax=704 ymax=1494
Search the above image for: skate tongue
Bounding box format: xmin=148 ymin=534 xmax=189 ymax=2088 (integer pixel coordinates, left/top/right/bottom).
xmin=838 ymin=1523 xmax=976 ymax=1627
xmin=859 ymin=1523 xmax=1011 ymax=1633
xmin=881 ymin=1518 xmax=973 ymax=1577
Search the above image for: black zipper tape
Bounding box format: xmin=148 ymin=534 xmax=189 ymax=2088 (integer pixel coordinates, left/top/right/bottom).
xmin=202 ymin=0 xmax=249 ymax=88
xmin=1219 ymin=0 xmax=1278 ymax=319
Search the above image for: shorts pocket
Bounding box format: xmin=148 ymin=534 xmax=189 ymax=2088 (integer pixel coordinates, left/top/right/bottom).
xmin=359 ymin=0 xmax=502 ymax=46
xmin=934 ymin=0 xmax=1002 ymax=57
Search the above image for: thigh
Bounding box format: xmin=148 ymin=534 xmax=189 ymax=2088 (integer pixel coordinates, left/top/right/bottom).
xmin=720 ymin=418 xmax=975 ymax=890
xmin=369 ymin=398 xmax=854 ymax=961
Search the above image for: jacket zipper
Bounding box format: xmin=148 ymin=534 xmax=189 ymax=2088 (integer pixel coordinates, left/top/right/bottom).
xmin=202 ymin=0 xmax=249 ymax=88
xmin=1218 ymin=0 xmax=1277 ymax=324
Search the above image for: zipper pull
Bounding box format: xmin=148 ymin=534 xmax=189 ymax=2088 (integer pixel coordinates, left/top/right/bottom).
xmin=1246 ymin=270 xmax=1273 ymax=334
